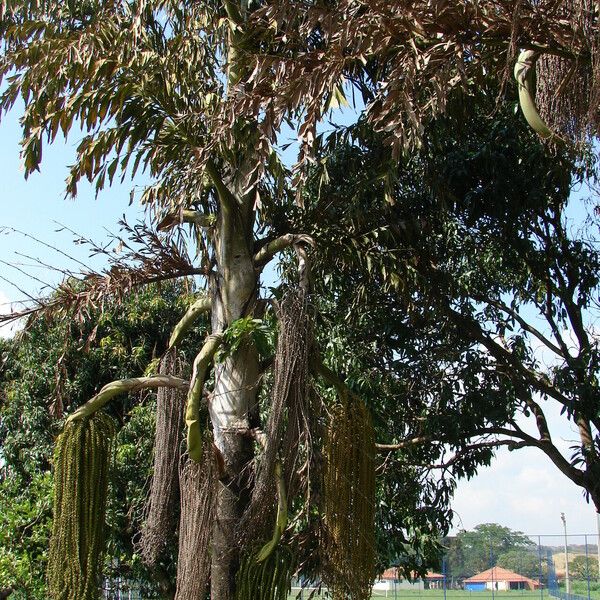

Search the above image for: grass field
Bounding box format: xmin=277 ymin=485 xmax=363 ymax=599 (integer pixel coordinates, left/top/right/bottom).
xmin=287 ymin=589 xmax=600 ymax=600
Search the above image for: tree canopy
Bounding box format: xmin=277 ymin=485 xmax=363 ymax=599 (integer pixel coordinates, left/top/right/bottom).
xmin=446 ymin=524 xmax=536 ymax=580
xmin=302 ymin=84 xmax=600 ymax=510
xmin=0 ymin=283 xmax=205 ymax=599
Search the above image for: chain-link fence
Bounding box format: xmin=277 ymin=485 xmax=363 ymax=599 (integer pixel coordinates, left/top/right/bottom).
xmin=102 ymin=577 xmax=159 ymax=600
xmin=102 ymin=533 xmax=600 ymax=600
xmin=364 ymin=534 xmax=600 ymax=600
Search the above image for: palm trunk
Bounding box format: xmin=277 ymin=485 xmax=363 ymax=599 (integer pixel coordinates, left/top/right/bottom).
xmin=208 ymin=187 xmax=259 ymax=599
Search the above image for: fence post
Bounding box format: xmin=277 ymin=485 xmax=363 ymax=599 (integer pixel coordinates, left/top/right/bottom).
xmin=585 ymin=534 xmax=591 ymax=600
xmin=490 ymin=543 xmax=495 ymax=600
xmin=443 ymin=555 xmax=447 ymax=600
xmin=596 ymin=513 xmax=600 ymax=583
xmin=562 ymin=514 xmax=571 ymax=596
xmin=538 ymin=536 xmax=544 ymax=600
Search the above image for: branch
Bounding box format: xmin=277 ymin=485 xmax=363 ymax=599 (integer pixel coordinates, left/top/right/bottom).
xmin=375 ymin=436 xmax=433 ymax=451
xmin=168 ymin=295 xmax=212 ymax=349
xmin=186 ymin=334 xmax=222 ymax=462
xmin=253 ymin=234 xmax=315 ymax=268
xmin=548 ymin=216 xmax=591 ymax=359
xmin=311 ymin=353 xmax=361 ymax=403
xmin=444 ymin=303 xmax=573 ymax=408
xmin=577 ymin=416 xmax=596 ymax=462
xmin=204 ymin=158 xmax=239 ymax=213
xmin=66 ymin=376 xmax=189 ymax=422
xmin=481 ymin=296 xmax=565 ymax=358
xmin=483 ymin=425 xmax=538 ymax=442
xmin=543 ymin=299 xmax=576 ymax=365
xmin=425 ymin=440 xmax=530 ymax=469
xmin=514 ymin=387 xmax=552 ymax=443
xmin=482 ymin=425 xmax=588 ymax=487
xmin=295 ymin=243 xmax=311 ymax=295
xmin=157 ymin=210 xmax=215 ymax=231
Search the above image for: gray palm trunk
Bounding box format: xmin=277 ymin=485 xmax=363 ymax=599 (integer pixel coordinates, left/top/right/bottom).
xmin=209 ymin=182 xmax=260 ymax=599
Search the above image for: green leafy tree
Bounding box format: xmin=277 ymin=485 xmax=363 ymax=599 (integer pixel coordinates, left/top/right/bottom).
xmin=296 ymin=77 xmax=600 ymax=513
xmin=570 ymin=556 xmax=599 ymax=581
xmin=0 ymin=283 xmax=201 ymax=599
xmin=447 ymin=524 xmax=535 ymax=579
xmin=497 ymin=549 xmax=542 ymax=580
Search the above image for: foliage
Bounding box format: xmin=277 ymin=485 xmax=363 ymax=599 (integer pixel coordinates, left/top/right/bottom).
xmin=297 ymin=80 xmax=600 ymax=512
xmin=570 ymin=555 xmax=599 ymax=581
xmin=447 ymin=525 xmax=535 ymax=579
xmin=223 ymin=0 xmax=598 ymax=184
xmin=568 ymin=580 xmax=600 ymax=598
xmin=217 ymin=316 xmax=274 ymax=363
xmin=0 ymin=472 xmax=51 ymax=599
xmin=235 ymin=545 xmax=294 ymax=600
xmin=496 ymin=549 xmax=543 ymax=580
xmin=0 ymin=283 xmax=207 ymax=598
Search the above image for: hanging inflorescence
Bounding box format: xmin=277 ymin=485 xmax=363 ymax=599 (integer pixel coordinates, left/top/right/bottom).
xmin=236 ymin=287 xmax=316 ymax=599
xmin=322 ymin=393 xmax=376 ymax=600
xmin=243 ymin=289 xmax=314 ymax=543
xmin=47 ymin=413 xmax=115 ymax=600
xmin=235 ymin=544 xmax=295 ymax=600
xmin=535 ymin=0 xmax=599 ymax=143
xmin=174 ymin=441 xmax=217 ymax=600
xmin=139 ymin=349 xmax=187 ymax=568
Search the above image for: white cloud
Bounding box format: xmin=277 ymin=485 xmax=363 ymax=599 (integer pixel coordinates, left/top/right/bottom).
xmin=450 ymin=313 xmax=599 ymax=539
xmin=514 ymin=466 xmax=555 ymax=490
xmin=450 ymin=445 xmax=598 ymax=537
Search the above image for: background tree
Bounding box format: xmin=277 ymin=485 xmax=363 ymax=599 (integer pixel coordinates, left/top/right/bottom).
xmin=569 ymin=555 xmax=599 ymax=581
xmin=0 ymin=283 xmax=203 ymax=599
xmin=446 ymin=524 xmax=535 ymax=579
xmin=496 ymin=549 xmax=543 ymax=580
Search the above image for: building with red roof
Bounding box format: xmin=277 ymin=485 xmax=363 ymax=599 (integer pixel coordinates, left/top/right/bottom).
xmin=464 ymin=567 xmax=541 ymax=591
xmin=373 ymin=569 xmax=446 ymax=592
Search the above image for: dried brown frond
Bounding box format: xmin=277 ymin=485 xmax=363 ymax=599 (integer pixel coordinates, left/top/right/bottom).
xmin=0 ymin=219 xmax=203 ymax=327
xmin=241 ymin=289 xmax=317 ymax=543
xmin=202 ymin=0 xmax=599 ymax=189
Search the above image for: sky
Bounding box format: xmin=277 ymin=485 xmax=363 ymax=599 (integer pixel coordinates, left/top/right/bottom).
xmin=1 ymin=97 xmax=599 ymax=540
xmin=449 ymin=419 xmax=599 ymax=540
xmin=0 ymin=98 xmax=143 ymax=316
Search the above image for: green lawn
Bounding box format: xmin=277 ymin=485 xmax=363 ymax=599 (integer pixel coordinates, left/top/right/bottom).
xmin=369 ymin=593 xmax=547 ymax=600
xmin=287 ymin=589 xmax=599 ymax=600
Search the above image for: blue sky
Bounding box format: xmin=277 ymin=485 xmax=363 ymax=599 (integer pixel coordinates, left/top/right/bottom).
xmin=0 ymin=98 xmax=143 ymax=313
xmin=1 ymin=97 xmax=599 ymax=538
